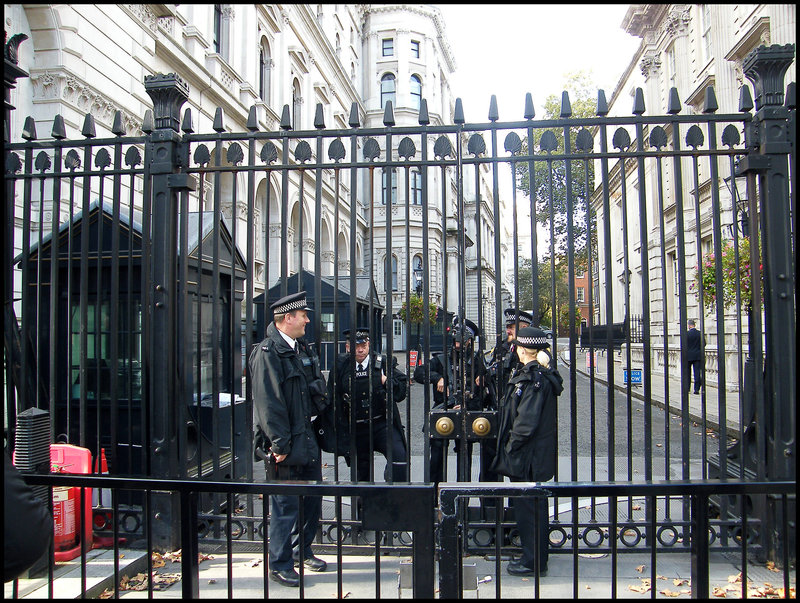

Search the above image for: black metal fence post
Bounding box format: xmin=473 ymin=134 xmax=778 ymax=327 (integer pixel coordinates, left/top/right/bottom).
xmin=739 ymin=44 xmax=797 ymax=565
xmin=143 ymin=73 xmax=194 ymax=551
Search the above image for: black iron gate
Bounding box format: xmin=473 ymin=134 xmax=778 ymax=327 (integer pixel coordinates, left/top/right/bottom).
xmin=4 ymin=30 xmax=796 ymax=595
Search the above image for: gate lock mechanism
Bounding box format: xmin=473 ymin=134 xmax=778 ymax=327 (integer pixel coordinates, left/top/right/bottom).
xmin=430 ymin=410 xmax=497 ymax=439
xmin=435 ymin=416 xmax=455 ymax=436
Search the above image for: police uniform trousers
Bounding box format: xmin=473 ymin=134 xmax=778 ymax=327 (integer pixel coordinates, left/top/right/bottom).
xmin=268 ymin=458 xmax=322 ymax=570
xmin=354 ymin=418 xmax=408 ymax=482
xmin=510 ymin=477 xmax=549 ymax=570
xmin=430 ymin=438 xmax=474 ymax=484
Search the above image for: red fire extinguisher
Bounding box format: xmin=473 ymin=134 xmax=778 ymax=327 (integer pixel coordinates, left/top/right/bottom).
xmin=50 ymin=444 xmax=94 ymax=562
xmin=52 ymin=478 xmax=78 ymax=552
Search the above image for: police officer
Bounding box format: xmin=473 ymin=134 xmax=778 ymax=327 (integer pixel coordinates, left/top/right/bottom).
xmin=491 ymin=326 xmax=563 ymax=577
xmin=248 ymin=291 xmax=329 ymax=587
xmin=487 ymin=308 xmax=534 ymax=402
xmin=328 ymin=327 xmax=409 ymax=482
xmin=414 ymin=317 xmax=487 ymax=484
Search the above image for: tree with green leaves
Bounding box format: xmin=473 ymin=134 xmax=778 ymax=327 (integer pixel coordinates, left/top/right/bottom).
xmin=398 ymin=294 xmax=439 ymax=349
xmin=515 ymin=71 xmax=598 ymax=274
xmin=514 ymin=257 xmax=569 ymax=329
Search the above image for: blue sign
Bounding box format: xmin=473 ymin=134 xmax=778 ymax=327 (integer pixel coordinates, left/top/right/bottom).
xmin=623 ymin=368 xmax=643 ymax=385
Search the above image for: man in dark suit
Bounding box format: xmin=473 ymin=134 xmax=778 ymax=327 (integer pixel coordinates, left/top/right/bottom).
xmin=686 ymin=318 xmax=704 ymax=395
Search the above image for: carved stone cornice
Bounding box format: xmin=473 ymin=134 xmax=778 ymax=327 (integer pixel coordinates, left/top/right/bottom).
xmin=663 ymin=6 xmax=691 ymax=39
xmin=30 ymin=69 xmax=142 ymax=135
xmin=640 ymin=53 xmax=662 ymax=80
xmin=123 ymin=4 xmax=159 ymax=32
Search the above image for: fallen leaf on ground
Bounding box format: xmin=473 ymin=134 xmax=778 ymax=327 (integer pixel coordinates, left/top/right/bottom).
xmin=247 ymin=558 xmax=262 ymax=567
xmin=632 ymin=504 xmax=641 ymax=511
xmin=673 ymin=578 xmax=689 ymax=586
xmin=765 ymin=561 xmax=780 ymax=573
xmin=635 ymin=564 xmax=645 ymax=573
xmin=659 ymin=588 xmax=682 ymax=597
xmin=728 ymin=573 xmax=742 ymax=583
xmin=99 ymin=589 xmax=114 ymax=599
xmin=712 ymin=586 xmax=728 ymax=597
xmin=208 ymin=579 xmax=216 ymax=584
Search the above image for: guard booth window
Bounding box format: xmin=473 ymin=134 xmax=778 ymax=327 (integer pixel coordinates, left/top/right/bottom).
xmin=192 ymin=294 xmax=231 ymax=400
xmin=69 ymin=299 xmax=143 ymax=402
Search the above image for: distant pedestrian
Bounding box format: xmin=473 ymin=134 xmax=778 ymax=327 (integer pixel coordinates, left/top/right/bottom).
xmin=249 ymin=291 xmax=329 ymax=587
xmin=491 ymin=326 xmax=563 ymax=577
xmin=327 ymin=327 xmax=409 ymax=483
xmin=686 ymin=319 xmax=704 ymax=395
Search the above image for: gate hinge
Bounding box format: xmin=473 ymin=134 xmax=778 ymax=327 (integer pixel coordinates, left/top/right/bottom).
xmin=167 ymin=173 xmax=197 ymax=191
xmin=735 ymin=155 xmax=771 ymax=175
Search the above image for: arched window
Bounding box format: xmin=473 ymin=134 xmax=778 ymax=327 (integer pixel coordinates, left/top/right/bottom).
xmin=412 ymin=255 xmax=424 ymax=294
xmin=292 ymin=79 xmax=302 ymax=129
xmin=410 ymin=75 xmax=422 ymax=111
xmin=259 ymin=38 xmax=271 ymax=103
xmin=380 ymin=73 xmax=396 ymax=109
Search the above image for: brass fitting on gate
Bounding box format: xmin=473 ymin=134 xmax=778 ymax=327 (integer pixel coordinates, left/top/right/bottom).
xmin=472 ymin=417 xmax=491 ymax=437
xmin=435 ymin=416 xmax=455 ymax=436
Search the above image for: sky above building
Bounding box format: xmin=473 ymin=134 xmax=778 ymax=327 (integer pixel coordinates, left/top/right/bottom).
xmin=434 ymin=4 xmax=642 ymax=122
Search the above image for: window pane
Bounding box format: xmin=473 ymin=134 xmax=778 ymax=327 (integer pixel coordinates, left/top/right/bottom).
xmin=382 ymin=38 xmax=393 ymax=56
xmin=411 ymin=40 xmax=420 ymax=58
xmin=410 ymin=75 xmax=422 ymax=110
xmin=380 ymin=73 xmax=396 ymax=109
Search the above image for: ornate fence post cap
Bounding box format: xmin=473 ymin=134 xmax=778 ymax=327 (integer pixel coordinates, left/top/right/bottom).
xmin=144 ymin=73 xmax=190 ymax=131
xmin=742 ymin=44 xmax=796 ymax=110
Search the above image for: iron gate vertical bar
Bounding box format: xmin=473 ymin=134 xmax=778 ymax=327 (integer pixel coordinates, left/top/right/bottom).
xmin=383 ymin=102 xmax=395 ymax=485
xmin=280 ymin=106 xmax=290 ymax=294
xmin=419 ymin=100 xmax=432 ymax=484
xmin=48 ymin=136 xmax=63 ymax=456
xmin=181 ymin=489 xmax=200 ymax=599
xmin=667 ymin=88 xmax=692 ymax=541
xmin=143 ymin=73 xmax=190 ymax=550
xmin=742 ymin=45 xmax=796 ymax=564
xmin=244 ymin=107 xmax=257 ymax=535
xmin=488 ymin=96 xmax=503 ymax=403
xmin=690 ymin=492 xmax=710 ymax=599
xmin=596 ymin=91 xmax=616 ymax=482
xmin=348 ymin=102 xmax=359 ymax=487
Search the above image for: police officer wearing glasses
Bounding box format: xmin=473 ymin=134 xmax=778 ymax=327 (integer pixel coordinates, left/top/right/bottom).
xmin=248 ymin=291 xmax=329 ymax=587
xmin=327 ymin=327 xmax=409 ymax=483
xmin=487 ymin=308 xmax=534 ymax=402
xmin=414 ymin=317 xmax=487 ymax=485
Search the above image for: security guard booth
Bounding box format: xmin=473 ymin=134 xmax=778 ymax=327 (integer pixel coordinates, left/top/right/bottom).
xmin=16 ymin=201 xmax=249 ymax=505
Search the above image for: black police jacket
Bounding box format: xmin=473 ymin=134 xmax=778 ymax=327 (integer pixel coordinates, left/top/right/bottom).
xmin=413 ymin=349 xmax=487 ymax=410
xmin=248 ymin=322 xmax=328 ymax=466
xmin=491 ymin=360 xmax=563 ymax=481
xmin=324 ymin=352 xmax=407 ymax=449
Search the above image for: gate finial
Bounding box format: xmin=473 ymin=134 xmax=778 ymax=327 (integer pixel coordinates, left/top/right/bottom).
xmin=418 ymin=98 xmax=429 ymax=125
xmin=524 ymin=93 xmax=535 ymax=120
xmin=739 ymin=85 xmax=754 ymax=113
xmin=743 ymin=44 xmax=796 ymax=110
xmin=453 ymin=98 xmax=464 ymax=124
xmin=488 ymin=95 xmax=498 ymax=122
xmin=144 ymin=73 xmax=189 ymax=132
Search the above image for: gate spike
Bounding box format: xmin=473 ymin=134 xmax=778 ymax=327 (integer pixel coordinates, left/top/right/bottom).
xmin=524 ymin=93 xmax=535 ymax=119
xmin=142 ymin=109 xmax=154 ymax=133
xmin=182 ymin=108 xmax=195 ymax=133
xmin=82 ymin=113 xmax=96 ymax=138
xmin=418 ymin=98 xmax=429 ymax=125
xmin=488 ymin=95 xmax=498 ymax=122
xmin=51 ymin=114 xmax=67 ymax=140
xmin=212 ymin=107 xmax=225 ymax=132
xmin=596 ymin=90 xmax=609 ymax=116
xmin=111 ymin=110 xmax=126 ymax=136
xmin=21 ymin=116 xmax=37 ymax=140
xmin=560 ymin=91 xmax=572 ymax=118
xmin=786 ymin=82 xmax=796 ymax=109
xmin=383 ymin=100 xmax=395 ymax=126
xmin=280 ymin=104 xmax=292 ymax=130
xmin=667 ymin=88 xmax=682 ymax=114
xmin=703 ymin=86 xmax=718 ymax=113
xmin=349 ymin=102 xmax=360 ymax=128
xmin=739 ymin=85 xmax=754 ymax=112
xmin=453 ymin=98 xmax=464 ymax=124
xmin=246 ymin=106 xmax=258 ymax=131
xmin=314 ymin=103 xmax=325 ymax=129
xmin=632 ymin=88 xmax=645 ymax=115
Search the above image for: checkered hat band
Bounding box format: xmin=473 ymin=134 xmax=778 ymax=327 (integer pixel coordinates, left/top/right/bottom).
xmin=274 ymin=298 xmax=307 ymax=314
xmin=517 ymin=336 xmax=548 ymax=347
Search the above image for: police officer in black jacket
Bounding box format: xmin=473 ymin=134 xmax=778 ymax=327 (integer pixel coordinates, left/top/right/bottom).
xmin=487 ymin=308 xmax=534 ymax=401
xmin=491 ymin=326 xmax=563 ymax=577
xmin=327 ymin=327 xmax=408 ymax=482
xmin=414 ymin=317 xmax=487 ymax=484
xmin=248 ymin=291 xmax=329 ymax=587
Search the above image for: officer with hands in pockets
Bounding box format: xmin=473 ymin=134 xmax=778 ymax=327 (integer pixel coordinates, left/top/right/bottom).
xmin=491 ymin=325 xmax=563 ymax=578
xmin=248 ymin=291 xmax=329 ymax=587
